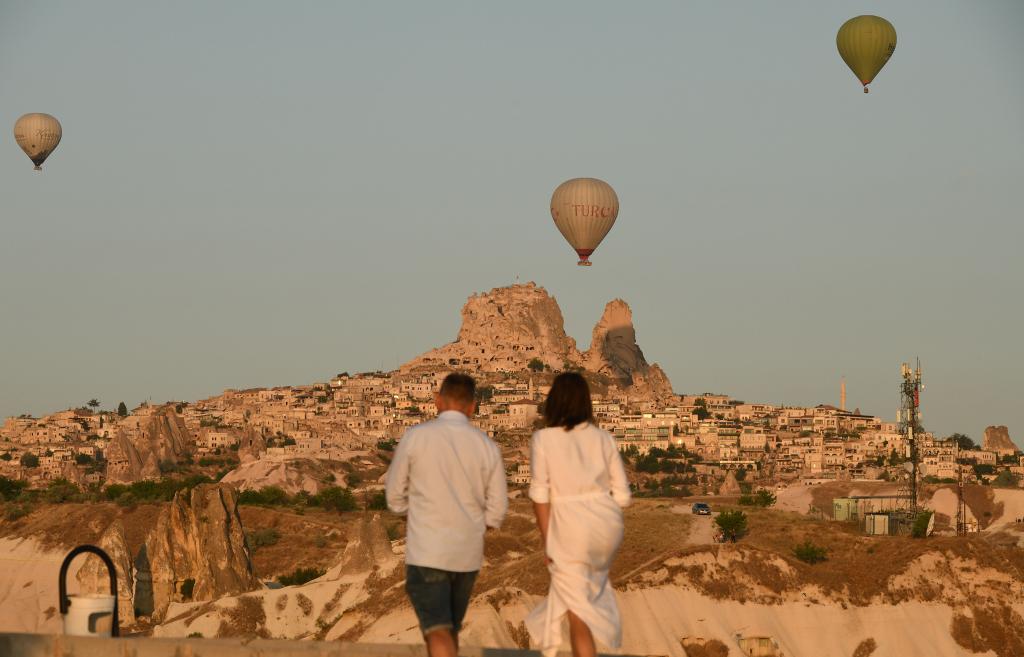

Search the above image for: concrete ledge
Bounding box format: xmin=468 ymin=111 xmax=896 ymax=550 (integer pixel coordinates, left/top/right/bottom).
xmin=0 ymin=634 xmax=652 ymax=657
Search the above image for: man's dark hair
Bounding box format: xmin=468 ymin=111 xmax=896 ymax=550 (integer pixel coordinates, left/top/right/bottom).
xmin=543 ymin=372 xmax=594 ymax=430
xmin=439 ymin=373 xmax=476 ymax=404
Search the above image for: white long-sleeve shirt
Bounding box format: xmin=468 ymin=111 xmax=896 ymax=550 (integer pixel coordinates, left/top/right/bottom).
xmin=385 ymin=410 xmax=508 ymax=572
xmin=528 ymin=422 xmax=631 ymax=508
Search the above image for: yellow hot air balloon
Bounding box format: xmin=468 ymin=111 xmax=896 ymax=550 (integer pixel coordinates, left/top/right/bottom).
xmin=14 ymin=113 xmax=62 ymax=170
xmin=836 ymin=16 xmax=897 ymax=93
xmin=550 ymin=178 xmax=619 ymax=266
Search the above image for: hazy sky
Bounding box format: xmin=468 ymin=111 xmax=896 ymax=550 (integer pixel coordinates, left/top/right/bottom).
xmin=2 ymin=2 xmax=1022 ymax=441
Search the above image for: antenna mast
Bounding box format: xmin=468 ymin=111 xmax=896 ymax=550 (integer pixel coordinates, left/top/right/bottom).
xmin=899 ymin=359 xmax=923 ymax=513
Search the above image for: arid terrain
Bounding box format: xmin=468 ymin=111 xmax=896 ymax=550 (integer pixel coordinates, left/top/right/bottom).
xmin=3 ymin=481 xmax=1024 ymax=657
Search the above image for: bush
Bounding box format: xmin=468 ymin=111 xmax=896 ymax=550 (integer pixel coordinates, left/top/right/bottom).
xmin=714 ymin=510 xmax=748 ymax=541
xmin=44 ymin=479 xmax=82 ymax=504
xmin=247 ymin=527 xmax=282 ymax=549
xmin=366 ymin=490 xmax=388 ymax=511
xmin=527 ymin=358 xmax=545 ymax=372
xmin=911 ymin=511 xmax=934 ymax=538
xmin=101 ymin=475 xmax=213 ymax=505
xmin=3 ymin=503 xmax=31 ymax=521
xmin=74 ymin=453 xmax=94 ymax=465
xmin=1 ymin=452 xmax=12 ymax=461
xmin=19 ymin=453 xmax=39 ymax=468
xmin=237 ymin=486 xmax=290 ymax=506
xmin=315 ymin=486 xmax=358 ymax=513
xmin=738 ymin=489 xmax=776 ymax=508
xmin=376 ymin=439 xmax=397 ymax=452
xmin=277 ymin=567 xmax=325 ymax=587
xmin=0 ymin=476 xmax=29 ymax=502
xmin=993 ymin=470 xmax=1021 ymax=488
xmin=793 ymin=540 xmax=828 ymax=564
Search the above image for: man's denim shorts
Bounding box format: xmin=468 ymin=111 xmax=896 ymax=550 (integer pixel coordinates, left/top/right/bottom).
xmin=405 ymin=565 xmax=478 ymax=635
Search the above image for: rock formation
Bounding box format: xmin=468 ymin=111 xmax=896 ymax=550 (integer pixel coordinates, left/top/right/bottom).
xmin=143 ymin=483 xmax=259 ymax=620
xmin=404 ymin=283 xmax=580 ymax=373
xmin=327 ymin=512 xmax=397 ymax=578
xmin=105 ymin=406 xmax=193 ymax=483
xmin=720 ymin=470 xmax=741 ymax=496
xmin=76 ymin=520 xmax=135 ymax=625
xmin=984 ymin=426 xmax=1018 ymax=456
xmin=583 ymin=299 xmax=673 ymax=397
xmin=402 ymin=283 xmax=674 ymax=396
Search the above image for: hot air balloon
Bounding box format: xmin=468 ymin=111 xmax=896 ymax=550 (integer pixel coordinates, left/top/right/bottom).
xmin=550 ymin=178 xmax=619 ymax=266
xmin=14 ymin=113 xmax=62 ymax=170
xmin=836 ymin=15 xmax=897 ymax=93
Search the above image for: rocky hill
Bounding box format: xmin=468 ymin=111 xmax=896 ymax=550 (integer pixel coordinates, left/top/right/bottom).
xmin=403 ymin=283 xmax=673 ymax=396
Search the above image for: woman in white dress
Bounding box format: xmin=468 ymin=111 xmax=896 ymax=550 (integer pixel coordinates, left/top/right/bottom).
xmin=526 ymin=373 xmax=632 ymax=657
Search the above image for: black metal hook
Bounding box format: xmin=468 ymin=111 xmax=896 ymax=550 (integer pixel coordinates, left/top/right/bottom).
xmin=58 ymin=544 xmax=120 ymax=637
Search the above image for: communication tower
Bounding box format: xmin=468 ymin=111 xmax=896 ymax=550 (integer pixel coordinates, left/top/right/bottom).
xmin=897 ymin=359 xmax=923 ymax=512
xmin=956 ymin=440 xmax=969 ymax=536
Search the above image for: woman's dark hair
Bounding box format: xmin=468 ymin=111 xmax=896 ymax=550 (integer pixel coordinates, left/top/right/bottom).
xmin=543 ymin=372 xmax=594 ymax=430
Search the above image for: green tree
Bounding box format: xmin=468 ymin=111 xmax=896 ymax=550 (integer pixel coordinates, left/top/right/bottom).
xmin=911 ymin=510 xmax=934 ymax=538
xmin=87 ymin=399 xmax=100 ymax=413
xmin=714 ymin=510 xmax=748 ymax=541
xmin=993 ymin=470 xmax=1021 ymax=488
xmin=0 ymin=476 xmax=29 ymax=501
xmin=20 ymin=453 xmax=39 ymax=468
xmin=527 ymin=358 xmax=545 ymax=372
xmin=366 ymin=490 xmax=388 ymax=511
xmin=74 ymin=453 xmax=94 ymax=465
xmin=948 ymin=433 xmax=976 ymax=450
xmin=316 ymin=486 xmax=358 ymax=512
xmin=793 ymin=540 xmax=828 ymax=564
xmin=117 ymin=402 xmax=128 ymax=417
xmin=693 ymin=398 xmax=711 ymax=421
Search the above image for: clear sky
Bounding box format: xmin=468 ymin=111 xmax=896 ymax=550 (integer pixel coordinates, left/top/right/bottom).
xmin=1 ymin=2 xmax=1022 ymax=442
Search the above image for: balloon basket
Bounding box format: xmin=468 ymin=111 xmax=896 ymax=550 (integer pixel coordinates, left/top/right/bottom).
xmin=34 ymin=165 xmax=42 ymax=171
xmin=576 ymin=261 xmax=593 ymax=267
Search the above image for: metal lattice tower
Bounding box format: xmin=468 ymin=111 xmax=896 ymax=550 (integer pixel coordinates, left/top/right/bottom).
xmin=898 ymin=359 xmax=923 ymax=513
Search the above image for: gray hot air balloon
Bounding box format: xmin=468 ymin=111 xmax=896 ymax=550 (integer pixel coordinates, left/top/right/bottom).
xmin=550 ymin=178 xmax=619 ymax=266
xmin=14 ymin=113 xmax=62 ymax=171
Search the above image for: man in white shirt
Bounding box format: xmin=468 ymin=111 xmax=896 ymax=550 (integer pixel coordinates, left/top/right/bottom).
xmin=385 ymin=373 xmax=508 ymax=657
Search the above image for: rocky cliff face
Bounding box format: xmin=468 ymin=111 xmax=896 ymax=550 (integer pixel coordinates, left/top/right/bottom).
xmin=583 ymin=299 xmax=673 ymax=397
xmin=984 ymin=426 xmax=1019 ymax=455
xmin=402 ymin=283 xmax=673 ymax=396
xmin=143 ymin=483 xmax=259 ymax=620
xmin=403 ymin=283 xmax=581 ymax=373
xmin=76 ymin=520 xmax=135 ymax=625
xmin=105 ymin=406 xmax=193 ymax=483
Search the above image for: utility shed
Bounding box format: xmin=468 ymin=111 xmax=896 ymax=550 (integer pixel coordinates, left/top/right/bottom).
xmin=832 ymin=495 xmax=909 ymax=521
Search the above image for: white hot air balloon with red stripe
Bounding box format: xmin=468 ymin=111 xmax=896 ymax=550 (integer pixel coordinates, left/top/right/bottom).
xmin=549 ymin=178 xmax=619 ymax=266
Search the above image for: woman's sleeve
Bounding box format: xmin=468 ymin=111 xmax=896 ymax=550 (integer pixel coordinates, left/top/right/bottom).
xmin=607 ymin=435 xmax=632 ymax=508
xmin=528 ymin=432 xmax=550 ymax=503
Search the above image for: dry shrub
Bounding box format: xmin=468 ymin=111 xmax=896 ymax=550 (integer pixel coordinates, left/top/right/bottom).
xmin=681 ymin=637 xmax=730 ymax=657
xmin=951 ymin=605 xmax=1024 ymax=657
xmin=852 ymin=637 xmax=877 ymax=657
xmin=296 ymin=593 xmax=314 ymax=616
xmin=217 ymin=595 xmax=269 ymax=638
xmin=275 ymin=594 xmax=288 ymax=612
xmin=506 ymin=621 xmax=531 ymax=649
xmin=486 ymin=588 xmax=517 ymax=611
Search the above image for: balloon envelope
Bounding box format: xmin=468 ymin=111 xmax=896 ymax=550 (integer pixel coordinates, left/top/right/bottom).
xmin=14 ymin=113 xmax=62 ymax=170
xmin=550 ymin=178 xmax=619 ymax=266
xmin=836 ymin=15 xmax=897 ymax=93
